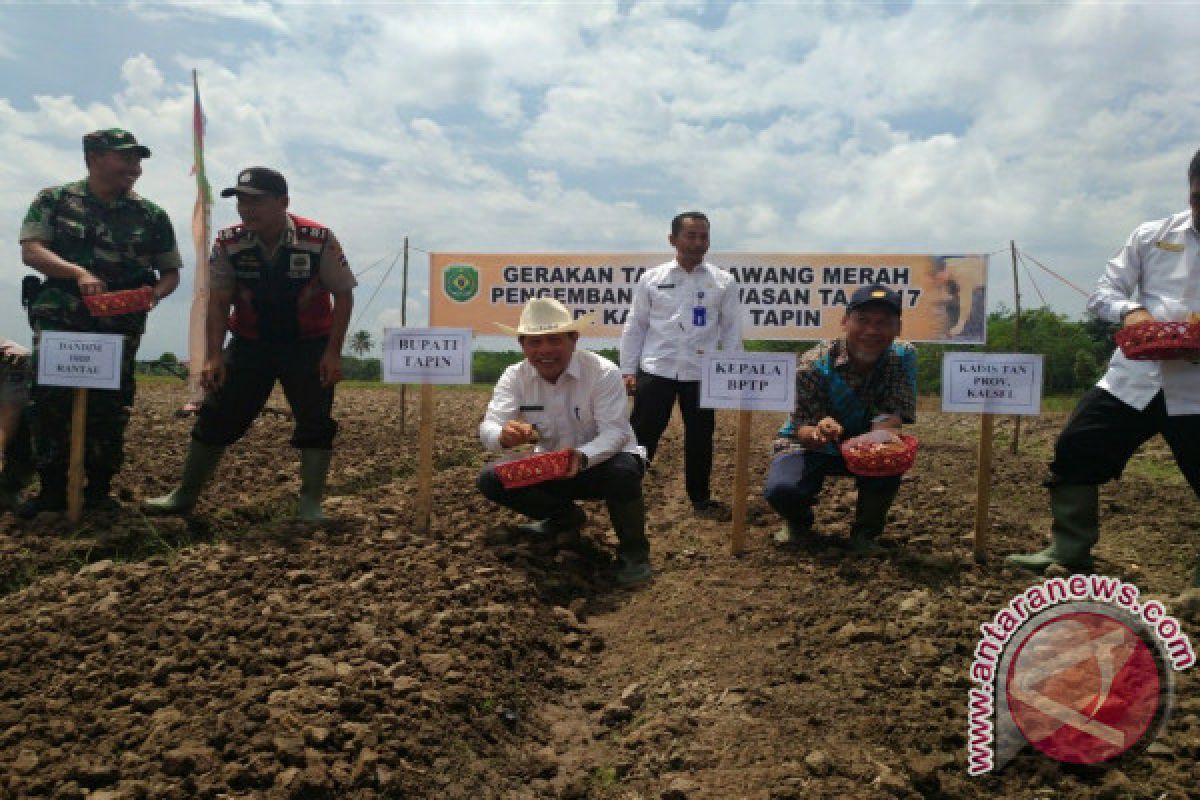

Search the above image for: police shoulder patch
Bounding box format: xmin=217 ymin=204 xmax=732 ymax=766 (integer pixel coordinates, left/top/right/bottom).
xmin=291 ymin=216 xmax=328 ymax=242
xmin=217 ymin=225 xmax=251 ymax=243
xmin=296 ymin=226 xmax=328 ymax=242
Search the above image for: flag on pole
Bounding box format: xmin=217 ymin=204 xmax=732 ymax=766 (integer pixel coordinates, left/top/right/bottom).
xmin=185 ymin=68 xmax=213 ymax=410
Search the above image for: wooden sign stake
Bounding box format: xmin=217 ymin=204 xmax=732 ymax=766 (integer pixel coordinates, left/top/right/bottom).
xmin=67 ymin=388 xmax=88 ymax=524
xmin=730 ymin=409 xmax=753 ymax=555
xmin=974 ymin=412 xmax=994 ymax=563
xmin=415 ymin=383 xmax=434 ymax=534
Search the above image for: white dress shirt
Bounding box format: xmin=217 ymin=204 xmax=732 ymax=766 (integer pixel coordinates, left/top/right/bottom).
xmin=1089 ymin=210 xmax=1200 ymax=414
xmin=480 ymin=349 xmax=643 ymax=467
xmin=619 ymin=259 xmax=743 ymax=382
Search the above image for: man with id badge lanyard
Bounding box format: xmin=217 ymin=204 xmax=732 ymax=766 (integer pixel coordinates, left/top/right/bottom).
xmin=620 ymin=212 xmax=743 ymax=519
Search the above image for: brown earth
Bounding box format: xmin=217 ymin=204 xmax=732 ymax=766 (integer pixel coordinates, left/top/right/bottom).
xmin=2 ymin=381 xmax=1199 ymax=799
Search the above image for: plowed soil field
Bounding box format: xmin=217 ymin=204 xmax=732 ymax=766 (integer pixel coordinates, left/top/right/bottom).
xmin=2 ymin=381 xmax=1199 ymax=799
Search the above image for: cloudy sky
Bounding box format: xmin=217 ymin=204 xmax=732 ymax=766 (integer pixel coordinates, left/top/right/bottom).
xmin=2 ymin=1 xmax=1198 ymax=359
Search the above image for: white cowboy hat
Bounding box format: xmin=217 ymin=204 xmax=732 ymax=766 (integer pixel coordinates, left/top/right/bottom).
xmin=495 ymin=297 xmax=596 ymax=336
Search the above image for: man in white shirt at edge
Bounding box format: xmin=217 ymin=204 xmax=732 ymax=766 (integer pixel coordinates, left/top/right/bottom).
xmin=619 ymin=211 xmax=743 ymax=519
xmin=477 ymin=298 xmax=652 ymax=587
xmin=1009 ymin=148 xmax=1200 ymax=587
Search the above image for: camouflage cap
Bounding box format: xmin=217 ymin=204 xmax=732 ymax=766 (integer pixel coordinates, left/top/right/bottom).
xmin=82 ymin=128 xmax=151 ymax=158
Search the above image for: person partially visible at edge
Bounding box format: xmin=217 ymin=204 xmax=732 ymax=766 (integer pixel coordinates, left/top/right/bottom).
xmin=144 ymin=167 xmax=356 ymax=521
xmin=1009 ymin=148 xmax=1200 ymax=587
xmin=618 ymin=211 xmax=743 ymax=520
xmin=476 ymin=298 xmax=653 ymax=586
xmin=0 ymin=339 xmax=34 ymax=511
xmin=17 ymin=129 xmax=181 ymax=517
xmin=763 ymin=285 xmax=916 ymax=554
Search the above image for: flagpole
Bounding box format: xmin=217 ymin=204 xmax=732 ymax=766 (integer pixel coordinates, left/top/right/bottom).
xmin=186 ymin=69 xmax=213 ymax=411
xmin=399 ymin=236 xmax=409 ymax=435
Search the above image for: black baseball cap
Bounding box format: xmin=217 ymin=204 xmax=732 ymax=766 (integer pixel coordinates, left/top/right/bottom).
xmin=847 ymin=284 xmax=902 ymax=316
xmin=220 ymin=167 xmax=288 ymax=198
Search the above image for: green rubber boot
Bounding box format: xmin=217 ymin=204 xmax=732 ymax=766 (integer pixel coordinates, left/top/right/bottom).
xmin=608 ymin=495 xmax=652 ymax=586
xmin=297 ymin=448 xmax=333 ymax=521
xmin=1006 ymin=484 xmax=1098 ymax=573
xmin=143 ymin=441 xmax=225 ymax=514
xmin=847 ymin=486 xmax=900 ymax=555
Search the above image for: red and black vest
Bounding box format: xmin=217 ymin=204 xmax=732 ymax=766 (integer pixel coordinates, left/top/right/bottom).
xmin=216 ymin=214 xmax=334 ymax=341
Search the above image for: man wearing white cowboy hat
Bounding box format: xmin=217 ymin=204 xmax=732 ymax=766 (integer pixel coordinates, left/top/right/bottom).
xmin=477 ymin=297 xmax=652 ymax=586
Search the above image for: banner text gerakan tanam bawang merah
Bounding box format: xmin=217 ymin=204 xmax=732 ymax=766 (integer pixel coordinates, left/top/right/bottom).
xmin=431 ymin=253 xmax=987 ymax=343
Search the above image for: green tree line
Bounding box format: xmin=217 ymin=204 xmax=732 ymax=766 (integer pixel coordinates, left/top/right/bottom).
xmin=468 ymin=309 xmax=1118 ymax=392
xmin=745 ymin=306 xmax=1116 ymax=394
xmin=143 ymin=310 xmax=1118 ymax=392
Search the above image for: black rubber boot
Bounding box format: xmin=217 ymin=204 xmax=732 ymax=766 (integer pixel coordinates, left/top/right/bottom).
xmin=16 ymin=469 xmax=67 ymax=519
xmin=773 ymin=505 xmax=815 ymax=546
xmin=608 ymin=495 xmax=652 ymax=586
xmin=0 ymin=461 xmax=33 ymax=511
xmin=1006 ymin=484 xmax=1098 ymax=573
xmin=518 ymin=505 xmax=587 ymax=536
xmin=847 ymin=486 xmax=900 ymax=555
xmin=84 ymin=474 xmax=121 ymax=512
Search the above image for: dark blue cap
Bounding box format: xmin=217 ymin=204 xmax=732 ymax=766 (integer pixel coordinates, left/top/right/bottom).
xmin=847 ymin=284 xmax=902 ymax=316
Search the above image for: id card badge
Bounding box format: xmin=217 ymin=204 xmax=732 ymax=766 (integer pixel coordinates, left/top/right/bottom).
xmin=692 ymin=306 xmax=707 ymax=327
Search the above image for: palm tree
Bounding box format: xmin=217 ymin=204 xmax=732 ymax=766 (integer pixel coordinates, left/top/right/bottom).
xmin=349 ymin=330 xmax=373 ymax=358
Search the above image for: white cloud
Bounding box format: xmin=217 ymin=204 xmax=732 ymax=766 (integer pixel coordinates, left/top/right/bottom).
xmin=4 ymin=1 xmax=1200 ymax=357
xmin=130 ymin=0 xmax=289 ymax=33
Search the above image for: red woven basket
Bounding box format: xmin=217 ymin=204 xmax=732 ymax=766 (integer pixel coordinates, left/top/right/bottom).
xmin=494 ymin=449 xmax=573 ymax=489
xmin=83 ymin=286 xmax=156 ymax=317
xmin=1114 ymin=321 xmax=1200 ymax=361
xmin=841 ymin=433 xmax=919 ymax=477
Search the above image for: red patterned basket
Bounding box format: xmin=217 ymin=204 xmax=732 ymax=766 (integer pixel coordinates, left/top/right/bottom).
xmin=1114 ymin=321 xmax=1200 ymax=361
xmin=841 ymin=433 xmax=919 ymax=477
xmin=494 ymin=449 xmax=573 ymax=489
xmin=83 ymin=286 xmax=156 ymax=317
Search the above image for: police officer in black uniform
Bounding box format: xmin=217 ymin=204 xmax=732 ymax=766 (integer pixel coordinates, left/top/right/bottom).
xmin=144 ymin=167 xmax=357 ymax=520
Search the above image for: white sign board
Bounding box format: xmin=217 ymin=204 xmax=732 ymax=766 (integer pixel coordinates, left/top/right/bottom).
xmin=36 ymin=331 xmax=125 ymax=390
xmin=700 ymin=352 xmax=796 ymax=412
xmin=942 ymin=352 xmax=1043 ymax=416
xmin=383 ymin=327 xmax=473 ymax=385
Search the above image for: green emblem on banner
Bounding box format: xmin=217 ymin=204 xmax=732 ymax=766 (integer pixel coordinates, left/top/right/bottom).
xmin=444 ymin=265 xmax=479 ymax=303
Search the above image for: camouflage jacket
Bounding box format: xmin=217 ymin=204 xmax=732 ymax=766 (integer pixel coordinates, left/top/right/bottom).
xmin=19 ymin=179 xmax=182 ymax=334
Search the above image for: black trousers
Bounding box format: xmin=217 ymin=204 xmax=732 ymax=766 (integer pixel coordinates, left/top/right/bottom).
xmin=193 ymin=336 xmax=337 ymax=450
xmin=629 ymin=370 xmax=714 ymax=505
xmin=477 ymin=451 xmax=644 ymax=520
xmin=1049 ymin=387 xmax=1200 ymax=496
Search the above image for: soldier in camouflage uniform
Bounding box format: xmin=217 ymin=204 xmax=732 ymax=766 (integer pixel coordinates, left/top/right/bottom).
xmin=17 ymin=128 xmax=182 ymax=516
